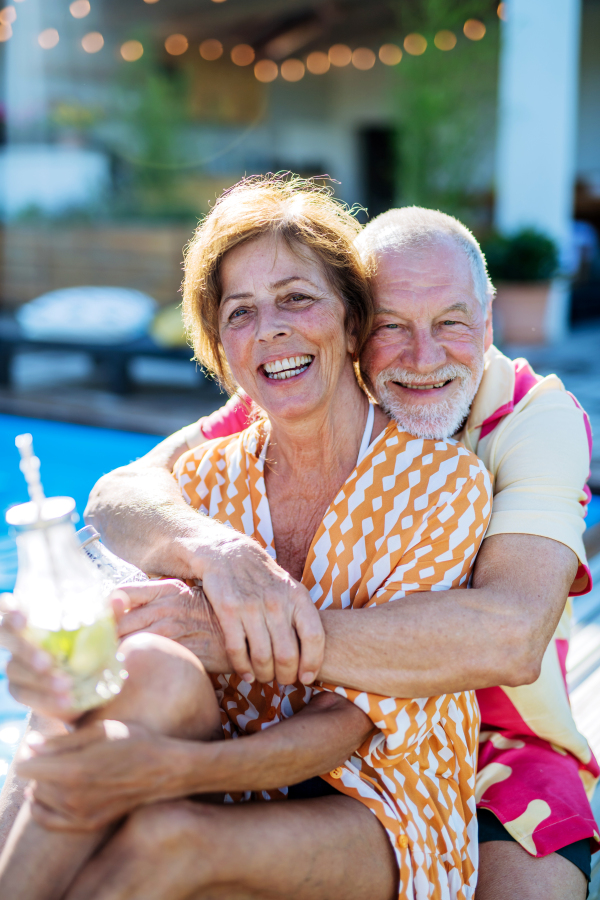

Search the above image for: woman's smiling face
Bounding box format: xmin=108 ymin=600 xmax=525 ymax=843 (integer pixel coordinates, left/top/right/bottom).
xmin=219 ymin=233 xmax=356 ymax=422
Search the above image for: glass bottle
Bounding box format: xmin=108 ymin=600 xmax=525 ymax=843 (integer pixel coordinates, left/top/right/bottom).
xmin=6 ymin=491 xmax=127 ymax=713
xmin=75 ymin=525 xmax=149 ymax=589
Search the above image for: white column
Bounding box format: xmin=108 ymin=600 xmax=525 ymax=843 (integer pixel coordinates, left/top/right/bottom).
xmin=495 ymin=0 xmax=582 ymax=259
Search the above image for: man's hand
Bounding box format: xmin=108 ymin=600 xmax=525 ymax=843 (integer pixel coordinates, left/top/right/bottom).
xmin=195 ymin=535 xmax=324 ymax=686
xmin=17 ymin=720 xmax=181 ymax=831
xmin=0 ymin=610 xmax=79 ymax=722
xmin=115 ymin=581 xmax=229 ymax=673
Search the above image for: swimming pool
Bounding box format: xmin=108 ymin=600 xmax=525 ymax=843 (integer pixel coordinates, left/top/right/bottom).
xmin=0 ymin=414 xmax=160 ymax=785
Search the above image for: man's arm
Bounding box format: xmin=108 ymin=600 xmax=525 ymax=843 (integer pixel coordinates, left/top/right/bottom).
xmin=318 ymin=532 xmax=577 ymax=696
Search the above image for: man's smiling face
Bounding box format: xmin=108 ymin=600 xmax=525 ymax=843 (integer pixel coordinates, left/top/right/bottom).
xmin=361 ymin=236 xmax=493 ymax=439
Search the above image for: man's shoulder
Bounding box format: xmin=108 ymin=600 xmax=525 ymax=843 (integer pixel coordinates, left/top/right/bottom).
xmin=468 ymin=345 xmax=585 ymax=440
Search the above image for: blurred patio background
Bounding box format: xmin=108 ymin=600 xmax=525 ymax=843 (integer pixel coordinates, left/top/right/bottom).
xmin=0 ymin=0 xmax=598 ymax=447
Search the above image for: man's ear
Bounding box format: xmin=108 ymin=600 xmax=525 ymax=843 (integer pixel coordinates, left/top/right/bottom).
xmin=484 ymin=303 xmax=494 ymax=351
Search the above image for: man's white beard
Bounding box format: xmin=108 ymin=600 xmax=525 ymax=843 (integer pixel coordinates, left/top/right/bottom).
xmin=373 ymin=361 xmax=484 ymax=440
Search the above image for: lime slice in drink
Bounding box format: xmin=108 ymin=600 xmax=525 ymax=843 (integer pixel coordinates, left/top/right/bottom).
xmin=68 ymin=617 xmax=118 ymax=677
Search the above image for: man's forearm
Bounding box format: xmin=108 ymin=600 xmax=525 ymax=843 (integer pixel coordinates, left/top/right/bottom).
xmin=318 ymin=534 xmax=575 ymax=697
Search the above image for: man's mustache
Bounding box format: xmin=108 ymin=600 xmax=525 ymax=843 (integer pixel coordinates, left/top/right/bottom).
xmin=377 ymin=363 xmax=474 ymax=388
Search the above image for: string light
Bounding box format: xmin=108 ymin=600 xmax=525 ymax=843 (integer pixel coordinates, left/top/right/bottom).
xmin=121 ymin=39 xmax=143 ymax=61
xmin=0 ymin=22 xmax=11 ymax=40
xmin=0 ymin=5 xmax=16 ymax=24
xmin=231 ymin=43 xmax=254 ymax=66
xmin=281 ymin=58 xmax=305 ymax=82
xmin=211 ymin=0 xmax=227 ymax=3
xmin=463 ymin=19 xmax=486 ymax=40
xmin=69 ymin=0 xmax=90 ymax=18
xmin=379 ymin=44 xmax=402 ymax=66
xmin=306 ymin=51 xmax=329 ymax=74
xmin=38 ymin=28 xmax=59 ymax=49
xmin=352 ymin=47 xmax=375 ymax=70
xmin=254 ymin=59 xmax=278 ymax=82
xmin=165 ymin=33 xmax=188 ymax=55
xmin=199 ymin=39 xmax=222 ymax=60
xmin=434 ymin=30 xmax=456 ymax=50
xmin=497 ymin=3 xmax=507 ymax=21
xmin=328 ymin=44 xmax=351 ymax=67
xmin=403 ymin=33 xmax=427 ymax=55
xmin=82 ymin=31 xmax=103 ymax=53
xmin=143 ymin=0 xmax=160 ymax=4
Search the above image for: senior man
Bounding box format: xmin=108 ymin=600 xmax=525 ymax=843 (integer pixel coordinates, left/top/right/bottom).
xmin=2 ymin=207 xmax=597 ymax=899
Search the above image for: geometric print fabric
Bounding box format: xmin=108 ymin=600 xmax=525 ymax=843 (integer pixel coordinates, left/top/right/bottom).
xmin=175 ymin=420 xmax=493 ymax=899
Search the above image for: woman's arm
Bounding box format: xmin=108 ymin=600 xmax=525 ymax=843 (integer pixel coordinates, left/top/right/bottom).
xmin=16 ymin=692 xmax=373 ymax=831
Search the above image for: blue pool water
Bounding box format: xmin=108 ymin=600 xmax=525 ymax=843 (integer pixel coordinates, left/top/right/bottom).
xmin=0 ymin=414 xmax=160 ymax=783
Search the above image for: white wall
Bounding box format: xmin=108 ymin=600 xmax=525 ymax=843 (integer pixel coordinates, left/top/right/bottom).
xmin=495 ymin=0 xmax=582 ymax=256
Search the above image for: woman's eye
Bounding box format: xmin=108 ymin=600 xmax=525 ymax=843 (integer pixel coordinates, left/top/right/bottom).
xmin=229 ymin=307 xmax=248 ymax=321
xmin=384 ymin=323 xmax=398 ymax=329
xmin=288 ymin=293 xmax=310 ymax=303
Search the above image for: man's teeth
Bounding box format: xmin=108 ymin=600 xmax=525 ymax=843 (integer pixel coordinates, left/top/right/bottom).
xmin=263 ymin=355 xmax=313 ymax=380
xmin=399 ymin=381 xmax=450 ymax=390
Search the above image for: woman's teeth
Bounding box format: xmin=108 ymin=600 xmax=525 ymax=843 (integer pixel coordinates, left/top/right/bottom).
xmin=263 ymin=355 xmax=313 ymax=380
xmin=399 ymin=380 xmax=451 ymax=390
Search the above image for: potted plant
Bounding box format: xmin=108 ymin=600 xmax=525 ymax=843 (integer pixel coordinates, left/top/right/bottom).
xmin=482 ymin=228 xmax=565 ymax=345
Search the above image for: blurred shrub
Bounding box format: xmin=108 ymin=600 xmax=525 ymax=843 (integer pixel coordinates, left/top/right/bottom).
xmin=482 ymin=229 xmax=559 ymax=282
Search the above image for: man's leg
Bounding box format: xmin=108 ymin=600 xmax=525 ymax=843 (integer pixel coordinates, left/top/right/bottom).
xmin=477 ymin=841 xmax=588 ymax=900
xmin=65 ymin=793 xmax=398 ymax=900
xmin=0 ymin=633 xmax=221 ymax=900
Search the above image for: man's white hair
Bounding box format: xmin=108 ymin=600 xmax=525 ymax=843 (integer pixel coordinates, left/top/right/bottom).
xmin=355 ymin=206 xmax=495 ymax=309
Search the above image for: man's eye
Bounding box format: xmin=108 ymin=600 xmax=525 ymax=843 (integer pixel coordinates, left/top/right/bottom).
xmin=442 ymin=320 xmax=459 ymax=326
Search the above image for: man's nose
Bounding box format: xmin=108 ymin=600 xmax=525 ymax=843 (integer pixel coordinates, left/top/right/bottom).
xmin=401 ymin=329 xmax=447 ymax=372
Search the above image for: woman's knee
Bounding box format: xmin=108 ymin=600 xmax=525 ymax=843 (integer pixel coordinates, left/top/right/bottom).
xmin=89 ymin=634 xmax=221 ymax=740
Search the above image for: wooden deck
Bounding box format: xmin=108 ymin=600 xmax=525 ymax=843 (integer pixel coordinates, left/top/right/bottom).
xmin=570 ymin=543 xmax=600 ymax=897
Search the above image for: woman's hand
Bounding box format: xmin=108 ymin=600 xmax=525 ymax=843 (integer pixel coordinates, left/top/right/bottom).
xmin=0 ymin=609 xmax=79 ymax=722
xmin=16 ymin=720 xmax=183 ymax=831
xmin=197 ymin=536 xmax=325 ymax=686
xmin=115 ymin=581 xmax=229 ymax=674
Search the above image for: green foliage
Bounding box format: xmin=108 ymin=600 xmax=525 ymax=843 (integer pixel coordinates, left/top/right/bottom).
xmin=482 ymin=228 xmax=559 ymax=281
xmin=390 ymin=0 xmax=499 ymax=222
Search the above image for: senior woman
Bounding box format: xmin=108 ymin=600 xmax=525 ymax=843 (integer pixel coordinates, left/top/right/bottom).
xmin=0 ymin=177 xmax=492 ymax=900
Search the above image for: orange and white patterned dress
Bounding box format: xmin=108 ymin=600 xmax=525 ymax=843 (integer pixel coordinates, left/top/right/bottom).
xmin=174 ymin=417 xmax=493 ymax=900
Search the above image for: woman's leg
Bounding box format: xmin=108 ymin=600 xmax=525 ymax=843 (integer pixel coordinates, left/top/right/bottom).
xmin=0 ymin=633 xmax=221 ymax=900
xmin=65 ymin=794 xmax=399 ymax=900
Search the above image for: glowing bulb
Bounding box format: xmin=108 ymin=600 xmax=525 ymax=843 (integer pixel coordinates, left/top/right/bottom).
xmin=379 ymin=44 xmax=402 ymax=66
xmin=254 ymin=59 xmax=278 ymax=82
xmin=281 ymin=58 xmax=305 ymax=82
xmin=352 ymin=47 xmax=376 ymax=70
xmin=69 ymin=0 xmax=90 ymax=18
xmin=328 ymin=44 xmax=352 ymax=67
xmin=230 ymin=43 xmax=254 ymax=66
xmin=38 ymin=28 xmax=59 ymax=49
xmin=497 ymin=3 xmax=507 ymax=21
xmin=120 ymin=39 xmax=143 ymax=61
xmin=81 ymin=31 xmax=103 ymax=53
xmin=199 ymin=39 xmax=222 ymax=60
xmin=463 ymin=19 xmax=486 ymax=40
xmin=403 ymin=33 xmax=427 ymax=55
xmin=0 ymin=6 xmax=16 ymax=24
xmin=165 ymin=33 xmax=188 ymax=56
xmin=306 ymin=51 xmax=329 ymax=74
xmin=434 ymin=30 xmax=457 ymax=51
xmin=0 ymin=22 xmax=11 ymax=40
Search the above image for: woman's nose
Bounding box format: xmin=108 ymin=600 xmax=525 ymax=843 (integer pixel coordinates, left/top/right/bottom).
xmin=256 ymin=307 xmax=291 ymax=342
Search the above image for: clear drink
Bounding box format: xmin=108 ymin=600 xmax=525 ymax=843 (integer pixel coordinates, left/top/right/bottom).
xmin=6 ymin=496 xmax=127 ymax=712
